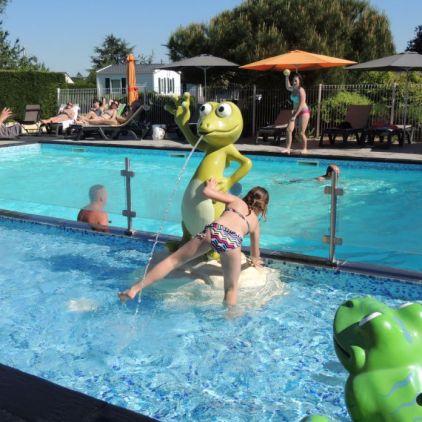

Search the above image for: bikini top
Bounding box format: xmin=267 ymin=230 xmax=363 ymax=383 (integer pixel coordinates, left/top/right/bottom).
xmin=290 ymin=92 xmax=300 ymax=106
xmin=224 ymin=207 xmax=250 ymax=233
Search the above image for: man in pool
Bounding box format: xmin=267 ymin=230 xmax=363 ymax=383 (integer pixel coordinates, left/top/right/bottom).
xmin=276 ymin=164 xmax=340 ymax=184
xmin=77 ymin=185 xmax=109 ymax=232
xmin=316 ymin=164 xmax=340 ymax=181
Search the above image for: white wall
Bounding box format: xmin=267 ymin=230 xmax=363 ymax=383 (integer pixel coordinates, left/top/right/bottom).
xmin=96 ymin=69 xmax=181 ymax=95
xmin=153 ymin=69 xmax=181 ymax=95
xmin=96 ymin=73 xmax=153 ymax=93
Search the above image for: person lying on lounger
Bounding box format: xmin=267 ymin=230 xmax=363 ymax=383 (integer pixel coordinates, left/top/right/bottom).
xmin=0 ymin=107 xmax=21 ymax=138
xmin=77 ymin=185 xmax=109 ymax=232
xmin=77 ymin=99 xmax=105 ymax=123
xmin=41 ymin=102 xmax=76 ymax=125
xmin=82 ymin=101 xmax=119 ymax=126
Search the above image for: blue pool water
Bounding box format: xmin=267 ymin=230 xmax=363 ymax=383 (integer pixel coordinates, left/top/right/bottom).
xmin=0 ymin=143 xmax=421 ymax=272
xmin=0 ymin=217 xmax=421 ymax=421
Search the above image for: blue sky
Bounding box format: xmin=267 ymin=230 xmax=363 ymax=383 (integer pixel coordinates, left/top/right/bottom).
xmin=3 ymin=0 xmax=421 ymax=75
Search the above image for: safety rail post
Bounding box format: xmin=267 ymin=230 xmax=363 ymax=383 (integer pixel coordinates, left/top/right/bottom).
xmin=121 ymin=158 xmax=136 ymax=235
xmin=323 ymin=170 xmax=343 ymax=264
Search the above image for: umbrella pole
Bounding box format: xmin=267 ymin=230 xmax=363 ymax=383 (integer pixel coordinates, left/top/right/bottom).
xmin=402 ymin=69 xmax=410 ymax=144
xmin=203 ymin=67 xmax=207 ymax=101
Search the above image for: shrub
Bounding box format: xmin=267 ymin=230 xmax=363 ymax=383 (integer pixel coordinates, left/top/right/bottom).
xmin=321 ymin=91 xmax=373 ymax=125
xmin=0 ymin=70 xmax=66 ymax=120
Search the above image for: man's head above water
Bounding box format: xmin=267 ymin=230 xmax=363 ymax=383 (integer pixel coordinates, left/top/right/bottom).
xmin=89 ymin=184 xmax=107 ymax=204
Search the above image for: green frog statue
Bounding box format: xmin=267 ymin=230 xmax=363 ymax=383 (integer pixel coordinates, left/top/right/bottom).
xmin=304 ymin=297 xmax=422 ymax=421
xmin=165 ymin=92 xmax=252 ymax=249
xmin=333 ymin=296 xmax=422 ymax=421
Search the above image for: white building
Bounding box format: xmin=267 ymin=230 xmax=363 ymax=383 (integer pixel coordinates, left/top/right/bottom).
xmin=96 ymin=63 xmax=181 ymax=95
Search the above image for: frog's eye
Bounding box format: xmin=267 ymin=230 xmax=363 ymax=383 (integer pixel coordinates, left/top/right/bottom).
xmin=199 ymin=103 xmax=212 ymax=117
xmin=216 ymin=103 xmax=232 ymax=118
xmin=359 ymin=312 xmax=382 ymax=327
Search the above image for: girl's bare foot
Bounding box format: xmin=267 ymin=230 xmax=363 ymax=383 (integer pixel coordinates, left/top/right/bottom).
xmin=118 ymin=285 xmax=140 ymax=302
xmin=281 ymin=148 xmax=291 ymax=155
xmin=301 ymin=149 xmax=308 ymax=154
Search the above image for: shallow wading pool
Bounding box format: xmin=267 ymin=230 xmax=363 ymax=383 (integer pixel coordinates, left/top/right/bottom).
xmin=0 ymin=217 xmax=421 ymax=420
xmin=0 ymin=143 xmax=421 ymax=271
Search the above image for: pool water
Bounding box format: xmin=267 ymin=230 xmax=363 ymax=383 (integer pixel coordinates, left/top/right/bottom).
xmin=0 ymin=143 xmax=421 ymax=272
xmin=0 ymin=217 xmax=421 ymax=421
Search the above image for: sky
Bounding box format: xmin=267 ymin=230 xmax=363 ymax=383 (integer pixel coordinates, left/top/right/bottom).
xmin=3 ymin=0 xmax=421 ymax=76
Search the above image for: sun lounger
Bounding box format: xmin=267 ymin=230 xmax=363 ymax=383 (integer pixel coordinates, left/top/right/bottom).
xmin=19 ymin=104 xmax=41 ymax=135
xmin=364 ymin=123 xmax=414 ymax=147
xmin=319 ymin=105 xmax=372 ymax=147
xmin=41 ymin=104 xmax=80 ymax=136
xmin=256 ymin=109 xmax=291 ymax=144
xmin=69 ymin=105 xmax=151 ymax=141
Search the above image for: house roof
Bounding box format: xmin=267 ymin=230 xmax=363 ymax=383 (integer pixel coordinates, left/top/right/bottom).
xmin=96 ymin=63 xmax=171 ymax=74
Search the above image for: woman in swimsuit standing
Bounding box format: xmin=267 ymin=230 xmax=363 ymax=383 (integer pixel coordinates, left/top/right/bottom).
xmin=284 ymin=73 xmax=311 ymax=155
xmin=119 ymin=179 xmax=269 ymax=307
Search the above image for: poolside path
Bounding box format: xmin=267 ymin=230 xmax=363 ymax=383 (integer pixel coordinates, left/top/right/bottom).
xmin=2 ymin=136 xmax=422 ymax=163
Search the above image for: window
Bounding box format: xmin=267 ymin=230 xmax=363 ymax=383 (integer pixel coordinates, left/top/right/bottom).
xmin=111 ymin=79 xmax=121 ymax=93
xmin=121 ymin=77 xmax=127 ymax=94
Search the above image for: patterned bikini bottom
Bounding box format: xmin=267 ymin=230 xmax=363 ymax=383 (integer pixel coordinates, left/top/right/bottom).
xmin=196 ymin=222 xmax=243 ymax=254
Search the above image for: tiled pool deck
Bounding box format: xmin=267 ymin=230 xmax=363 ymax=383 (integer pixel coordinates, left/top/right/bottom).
xmin=2 ymin=136 xmax=422 ymax=163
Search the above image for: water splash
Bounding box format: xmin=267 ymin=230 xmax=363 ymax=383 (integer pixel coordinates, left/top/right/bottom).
xmin=135 ymin=136 xmax=204 ymax=314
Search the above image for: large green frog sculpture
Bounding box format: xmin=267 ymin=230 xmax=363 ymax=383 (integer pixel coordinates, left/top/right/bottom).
xmin=333 ymin=296 xmax=422 ymax=421
xmin=165 ymin=92 xmax=252 ymax=245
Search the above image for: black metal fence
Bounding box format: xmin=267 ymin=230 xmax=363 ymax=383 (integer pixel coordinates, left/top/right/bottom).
xmin=58 ymin=83 xmax=422 ymax=141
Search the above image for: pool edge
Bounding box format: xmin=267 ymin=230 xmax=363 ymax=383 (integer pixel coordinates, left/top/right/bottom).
xmin=3 ymin=140 xmax=422 ymax=165
xmin=1 ymin=208 xmax=420 ymax=285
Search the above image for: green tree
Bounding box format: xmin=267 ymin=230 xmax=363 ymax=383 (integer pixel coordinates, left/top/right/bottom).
xmin=0 ymin=1 xmax=46 ymax=70
xmin=87 ymin=34 xmax=134 ymax=84
xmin=167 ymin=0 xmax=395 ymax=85
xmin=138 ymin=51 xmax=154 ymax=64
xmin=406 ymin=25 xmax=422 ymax=54
xmin=90 ymin=34 xmax=134 ymax=70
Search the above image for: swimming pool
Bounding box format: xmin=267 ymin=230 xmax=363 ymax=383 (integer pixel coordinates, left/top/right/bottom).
xmin=0 ymin=143 xmax=421 ymax=272
xmin=0 ymin=217 xmax=420 ymax=420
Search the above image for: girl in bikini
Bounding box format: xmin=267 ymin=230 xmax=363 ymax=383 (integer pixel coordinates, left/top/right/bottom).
xmin=119 ymin=179 xmax=269 ymax=307
xmin=284 ymin=73 xmax=311 ymax=155
xmin=83 ymin=101 xmax=118 ymax=126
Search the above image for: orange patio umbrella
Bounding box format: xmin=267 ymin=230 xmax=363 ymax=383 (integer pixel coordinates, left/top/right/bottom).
xmin=126 ymin=54 xmax=139 ymax=105
xmin=240 ymin=50 xmax=356 ymax=72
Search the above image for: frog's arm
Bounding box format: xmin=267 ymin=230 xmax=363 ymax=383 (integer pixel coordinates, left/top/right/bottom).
xmin=226 ymin=145 xmax=252 ymax=187
xmin=165 ymin=93 xmax=206 ymax=151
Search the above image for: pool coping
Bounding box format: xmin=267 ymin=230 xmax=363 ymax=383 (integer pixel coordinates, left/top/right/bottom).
xmin=39 ymin=139 xmax=422 ymax=165
xmin=1 ymin=139 xmax=422 ymax=165
xmin=1 ymin=208 xmax=421 ymax=285
xmin=0 ymin=363 xmax=156 ymax=421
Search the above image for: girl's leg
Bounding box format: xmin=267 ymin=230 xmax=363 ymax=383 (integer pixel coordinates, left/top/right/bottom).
xmin=220 ymin=248 xmax=242 ymax=306
xmin=87 ymin=111 xmax=98 ymax=120
xmin=50 ymin=115 xmax=69 ymax=124
xmin=299 ymin=113 xmax=310 ymax=153
xmin=284 ymin=119 xmax=295 ymax=154
xmin=119 ymin=235 xmax=211 ymax=301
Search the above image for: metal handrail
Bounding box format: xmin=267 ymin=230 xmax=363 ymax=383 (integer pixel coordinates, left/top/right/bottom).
xmin=323 ymin=170 xmax=343 ymax=263
xmin=121 ymin=158 xmax=136 ymax=235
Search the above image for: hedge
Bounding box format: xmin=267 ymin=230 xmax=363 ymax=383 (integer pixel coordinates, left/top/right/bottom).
xmin=0 ymin=70 xmax=66 ymax=120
